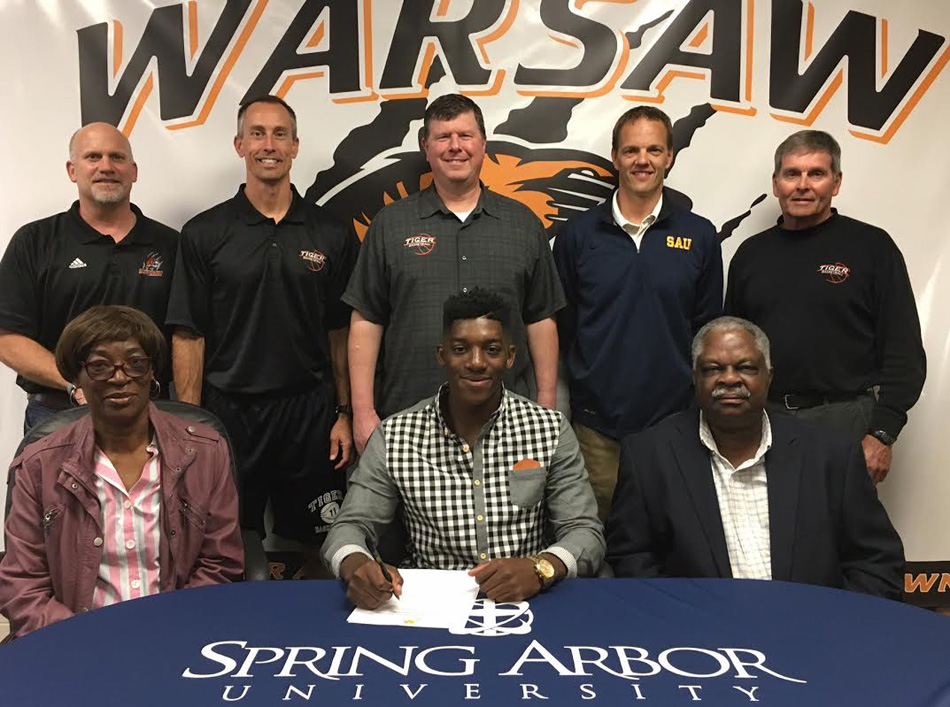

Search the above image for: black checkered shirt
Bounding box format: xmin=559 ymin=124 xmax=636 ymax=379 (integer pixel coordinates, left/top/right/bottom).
xmin=326 ymin=387 xmax=604 ymax=576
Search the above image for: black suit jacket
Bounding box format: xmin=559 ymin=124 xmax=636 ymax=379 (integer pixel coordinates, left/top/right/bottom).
xmin=606 ymin=408 xmax=904 ymax=599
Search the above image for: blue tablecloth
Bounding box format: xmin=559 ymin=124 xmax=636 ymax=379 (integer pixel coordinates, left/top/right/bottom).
xmin=2 ymin=578 xmax=949 ymax=705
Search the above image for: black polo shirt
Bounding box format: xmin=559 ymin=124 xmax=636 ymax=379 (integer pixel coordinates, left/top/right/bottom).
xmin=0 ymin=201 xmax=179 ymax=394
xmin=342 ymin=185 xmax=565 ymax=417
xmin=166 ymin=185 xmax=359 ymax=395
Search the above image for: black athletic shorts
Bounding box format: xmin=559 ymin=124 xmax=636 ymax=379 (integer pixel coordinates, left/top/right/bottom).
xmin=203 ymin=384 xmax=344 ymax=544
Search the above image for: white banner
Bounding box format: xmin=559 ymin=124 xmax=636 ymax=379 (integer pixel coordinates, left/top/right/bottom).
xmin=1 ymin=0 xmax=948 ymax=559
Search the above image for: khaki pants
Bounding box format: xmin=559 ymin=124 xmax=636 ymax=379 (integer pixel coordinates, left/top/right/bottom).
xmin=573 ymin=423 xmax=621 ymax=524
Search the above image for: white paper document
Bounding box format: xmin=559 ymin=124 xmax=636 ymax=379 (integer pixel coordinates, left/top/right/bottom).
xmin=347 ymin=569 xmax=480 ymax=629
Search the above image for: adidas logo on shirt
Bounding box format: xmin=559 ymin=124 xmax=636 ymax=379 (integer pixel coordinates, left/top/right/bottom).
xmin=68 ymin=258 xmax=87 ymax=269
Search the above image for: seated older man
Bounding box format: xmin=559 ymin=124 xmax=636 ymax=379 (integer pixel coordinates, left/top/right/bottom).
xmin=0 ymin=305 xmax=243 ymax=638
xmin=606 ymin=315 xmax=904 ymax=599
xmin=325 ymin=288 xmax=604 ymax=609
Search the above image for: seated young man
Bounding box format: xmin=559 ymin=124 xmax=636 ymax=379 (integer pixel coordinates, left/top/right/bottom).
xmin=325 ymin=288 xmax=604 ymax=608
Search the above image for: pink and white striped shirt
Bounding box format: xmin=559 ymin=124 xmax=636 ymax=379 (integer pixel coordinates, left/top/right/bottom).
xmin=91 ymin=439 xmax=162 ymax=608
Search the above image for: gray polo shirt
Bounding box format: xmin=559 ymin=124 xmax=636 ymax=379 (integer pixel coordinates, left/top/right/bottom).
xmin=343 ymin=185 xmax=565 ymax=417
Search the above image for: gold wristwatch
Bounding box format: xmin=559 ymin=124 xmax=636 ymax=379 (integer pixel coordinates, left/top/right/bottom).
xmin=528 ymin=555 xmax=556 ymax=591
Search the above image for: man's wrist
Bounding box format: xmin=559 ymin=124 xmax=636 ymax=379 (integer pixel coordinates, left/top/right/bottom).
xmin=340 ymin=552 xmax=372 ymax=582
xmin=331 ymin=545 xmax=373 ymax=578
xmin=540 ymin=552 xmax=567 ymax=581
xmin=868 ymin=429 xmax=897 ymax=446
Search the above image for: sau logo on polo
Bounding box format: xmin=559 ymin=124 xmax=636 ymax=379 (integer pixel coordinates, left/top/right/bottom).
xmin=300 ymin=249 xmax=327 ymax=272
xmin=404 ymin=234 xmax=437 ymax=256
xmin=666 ymin=236 xmax=692 ymax=250
xmin=818 ymin=262 xmax=850 ymax=284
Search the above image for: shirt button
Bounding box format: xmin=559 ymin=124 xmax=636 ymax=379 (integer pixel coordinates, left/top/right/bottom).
xmin=462 ymin=444 xmax=470 ymax=453
xmin=461 ymin=255 xmax=467 ymax=261
xmin=474 ymin=480 xmax=481 ymax=487
xmin=125 ymin=540 xmax=136 ymax=550
xmin=187 ymin=425 xmax=195 ymax=433
xmin=271 ymin=242 xmax=277 ymax=247
xmin=93 ymin=537 xmax=103 ymax=547
xmin=130 ymin=579 xmax=141 ymax=589
xmin=124 ymin=500 xmax=132 ymax=510
xmin=71 ymin=482 xmax=79 ymax=489
xmin=476 ymin=514 xmax=483 ymax=521
xmin=480 ymin=553 xmax=487 ymax=560
xmin=462 ymin=287 xmax=468 ymax=293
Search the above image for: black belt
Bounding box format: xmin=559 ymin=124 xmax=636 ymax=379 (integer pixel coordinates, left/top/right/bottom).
xmin=27 ymin=390 xmax=73 ymax=410
xmin=776 ymin=390 xmax=872 ymax=411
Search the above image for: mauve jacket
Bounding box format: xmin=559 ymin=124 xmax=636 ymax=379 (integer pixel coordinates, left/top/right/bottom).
xmin=0 ymin=403 xmax=244 ymax=638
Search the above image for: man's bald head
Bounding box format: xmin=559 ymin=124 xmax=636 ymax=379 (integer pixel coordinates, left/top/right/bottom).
xmin=69 ymin=123 xmax=134 ymax=162
xmin=66 ymin=122 xmax=138 ymax=207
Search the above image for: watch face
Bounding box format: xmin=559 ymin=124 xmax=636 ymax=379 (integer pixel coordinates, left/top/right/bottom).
xmin=537 ymin=558 xmax=555 ymax=580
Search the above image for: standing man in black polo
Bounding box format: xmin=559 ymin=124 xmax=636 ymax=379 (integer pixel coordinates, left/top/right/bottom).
xmin=167 ymin=96 xmax=358 ymax=565
xmin=0 ymin=122 xmax=178 ymax=431
xmin=345 ymin=94 xmax=564 ymax=453
xmin=725 ymin=130 xmax=925 ymax=484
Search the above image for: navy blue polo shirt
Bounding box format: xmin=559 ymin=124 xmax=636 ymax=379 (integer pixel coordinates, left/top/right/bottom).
xmin=553 ymin=194 xmax=723 ymax=440
xmin=166 ymin=185 xmax=359 ymax=395
xmin=0 ymin=201 xmax=179 ymax=394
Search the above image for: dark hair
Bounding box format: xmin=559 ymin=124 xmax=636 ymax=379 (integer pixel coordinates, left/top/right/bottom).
xmin=773 ymin=130 xmax=841 ymax=175
xmin=442 ymin=288 xmax=511 ymax=335
xmin=56 ymin=305 xmax=167 ymax=383
xmin=421 ymin=94 xmax=486 ymax=142
xmin=237 ymin=95 xmax=298 ymax=140
xmin=611 ymin=106 xmax=674 ymax=152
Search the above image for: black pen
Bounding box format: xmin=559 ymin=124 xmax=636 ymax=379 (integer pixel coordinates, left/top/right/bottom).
xmin=373 ymin=552 xmax=400 ymax=601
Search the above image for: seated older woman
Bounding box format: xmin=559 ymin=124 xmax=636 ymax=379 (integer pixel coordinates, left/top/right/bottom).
xmin=0 ymin=305 xmax=243 ymax=638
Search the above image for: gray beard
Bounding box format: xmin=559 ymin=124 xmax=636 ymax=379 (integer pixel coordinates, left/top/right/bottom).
xmin=90 ymin=187 xmax=129 ymax=205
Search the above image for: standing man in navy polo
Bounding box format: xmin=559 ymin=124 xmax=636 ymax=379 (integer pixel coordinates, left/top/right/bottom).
xmin=553 ymin=106 xmax=722 ymax=522
xmin=167 ymin=96 xmax=359 ymax=569
xmin=0 ymin=122 xmax=179 ymax=431
xmin=345 ymin=94 xmax=564 ymax=453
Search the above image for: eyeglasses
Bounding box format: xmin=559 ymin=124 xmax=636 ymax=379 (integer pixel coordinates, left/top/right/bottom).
xmin=81 ymin=356 xmax=152 ymax=382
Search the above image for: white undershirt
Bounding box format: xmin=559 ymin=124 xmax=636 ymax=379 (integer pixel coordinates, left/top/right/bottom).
xmin=453 ymin=209 xmax=473 ymax=222
xmin=699 ymin=412 xmax=773 ymax=581
xmin=611 ymin=191 xmax=662 ymax=251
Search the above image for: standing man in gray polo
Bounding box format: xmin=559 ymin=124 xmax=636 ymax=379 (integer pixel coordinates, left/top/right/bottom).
xmin=345 ymin=94 xmax=564 ymax=452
